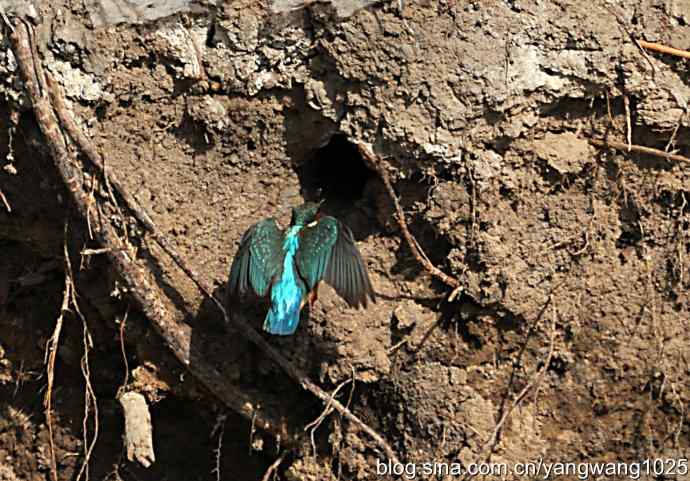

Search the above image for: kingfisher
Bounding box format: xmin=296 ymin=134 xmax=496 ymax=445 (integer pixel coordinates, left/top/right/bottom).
xmin=226 ymin=202 xmax=375 ymax=335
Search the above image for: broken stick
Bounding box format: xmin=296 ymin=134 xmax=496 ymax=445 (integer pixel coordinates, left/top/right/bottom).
xmin=638 ymin=40 xmax=690 ymax=60
xmin=119 ymin=391 xmax=156 ymax=468
xmin=589 ymin=138 xmax=690 ymax=164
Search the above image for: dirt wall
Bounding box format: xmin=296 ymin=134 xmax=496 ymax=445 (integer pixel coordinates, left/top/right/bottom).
xmin=1 ymin=1 xmax=690 ymax=480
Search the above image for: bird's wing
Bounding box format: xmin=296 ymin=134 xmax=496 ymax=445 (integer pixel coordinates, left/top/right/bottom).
xmin=227 ymin=218 xmax=283 ymax=298
xmin=296 ymin=216 xmax=375 ymax=308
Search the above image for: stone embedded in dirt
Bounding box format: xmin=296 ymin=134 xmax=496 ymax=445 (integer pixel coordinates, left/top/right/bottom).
xmin=533 ymin=131 xmax=593 ymax=174
xmin=393 ymin=299 xmax=432 ymax=329
xmin=84 ymin=0 xmax=204 ymax=28
xmin=271 ymin=0 xmax=380 ymax=18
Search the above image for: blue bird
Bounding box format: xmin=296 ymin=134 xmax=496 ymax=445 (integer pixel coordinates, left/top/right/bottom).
xmin=226 ymin=202 xmax=375 ymax=335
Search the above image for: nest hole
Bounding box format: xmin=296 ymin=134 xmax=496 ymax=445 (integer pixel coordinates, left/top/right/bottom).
xmin=298 ymin=135 xmax=375 ymax=208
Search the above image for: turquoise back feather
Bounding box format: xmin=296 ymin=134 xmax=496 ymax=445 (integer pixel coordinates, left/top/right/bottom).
xmin=228 ymin=203 xmax=374 ymax=336
xmin=263 ymin=226 xmax=306 ymax=335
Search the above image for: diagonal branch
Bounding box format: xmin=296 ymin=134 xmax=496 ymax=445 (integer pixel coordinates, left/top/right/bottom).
xmin=638 ymin=40 xmax=690 ymax=60
xmin=9 ymin=18 xmax=400 ymax=465
xmin=9 ymin=18 xmax=289 ymax=440
xmin=355 ymin=141 xmax=461 ymax=290
xmin=460 ymin=300 xmax=557 ymax=481
xmin=589 ymin=138 xmax=690 ymax=164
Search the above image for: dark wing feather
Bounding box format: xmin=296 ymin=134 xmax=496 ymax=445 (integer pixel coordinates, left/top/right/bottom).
xmin=227 ymin=218 xmax=283 ymax=299
xmin=296 ymin=216 xmax=375 ymax=308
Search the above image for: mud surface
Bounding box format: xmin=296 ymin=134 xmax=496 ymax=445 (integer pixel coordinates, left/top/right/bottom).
xmin=2 ymin=1 xmax=690 ymax=480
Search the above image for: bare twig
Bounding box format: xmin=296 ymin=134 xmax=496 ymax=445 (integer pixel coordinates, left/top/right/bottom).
xmin=0 ymin=188 xmax=11 ymax=212
xmin=261 ymin=452 xmax=286 ymax=481
xmin=355 ymin=141 xmax=460 ymax=289
xmin=43 ymin=228 xmax=71 ymax=481
xmin=461 ymin=303 xmax=557 ymax=481
xmin=638 ymin=40 xmax=690 ymax=59
xmin=589 ymin=138 xmax=690 ymax=164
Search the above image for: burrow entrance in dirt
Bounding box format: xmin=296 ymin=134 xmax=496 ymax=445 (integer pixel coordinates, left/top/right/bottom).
xmin=298 ymin=135 xmax=375 ymax=205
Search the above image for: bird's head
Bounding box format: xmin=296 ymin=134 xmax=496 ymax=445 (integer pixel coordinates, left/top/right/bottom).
xmin=290 ymin=201 xmax=323 ymax=227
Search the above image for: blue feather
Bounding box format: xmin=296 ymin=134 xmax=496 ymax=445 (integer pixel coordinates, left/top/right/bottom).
xmin=263 ymin=226 xmax=306 ymax=335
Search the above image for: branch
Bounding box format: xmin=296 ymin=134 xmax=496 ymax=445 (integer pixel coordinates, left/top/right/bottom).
xmin=461 ymin=302 xmax=557 ymax=481
xmin=355 ymin=141 xmax=461 ymax=289
xmin=9 ymin=18 xmax=289 ymax=440
xmin=638 ymin=40 xmax=690 ymax=60
xmin=589 ymin=138 xmax=690 ymax=164
xmin=119 ymin=391 xmax=155 ymax=468
xmin=10 ymin=19 xmax=400 ymax=465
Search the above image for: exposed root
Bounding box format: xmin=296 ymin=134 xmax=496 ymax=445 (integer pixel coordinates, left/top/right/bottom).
xmin=116 ymin=307 xmax=130 ymax=399
xmin=603 ymin=4 xmax=656 ymax=76
xmin=461 ymin=299 xmax=557 ymax=480
xmin=665 ymin=111 xmax=686 ymax=154
xmin=0 ymin=8 xmax=13 ymax=31
xmin=261 ymin=452 xmax=287 ymax=481
xmin=210 ymin=413 xmax=227 ymax=481
xmin=638 ymin=40 xmax=690 ymax=59
xmin=77 ymin=318 xmax=99 ymax=481
xmin=623 ymin=95 xmax=631 ymax=151
xmin=10 ymin=18 xmax=401 ymax=465
xmin=387 ymin=338 xmax=408 ymax=355
xmin=589 ymin=138 xmax=690 ymax=164
xmin=0 ymin=188 xmax=11 ymax=212
xmin=65 ymin=238 xmax=99 ymax=481
xmin=304 ymin=374 xmax=353 ymax=459
xmin=43 ymin=228 xmax=71 ymax=481
xmin=355 ymin=141 xmax=461 ymax=290
xmin=43 ymin=71 xmax=157 ymax=234
xmin=10 ymin=14 xmax=284 ymax=441
xmin=672 ymin=192 xmax=687 ymax=286
xmin=43 ymin=224 xmax=100 ymax=481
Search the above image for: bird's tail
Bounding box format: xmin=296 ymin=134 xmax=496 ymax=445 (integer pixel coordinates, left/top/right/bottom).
xmin=264 ymin=306 xmax=301 ymax=335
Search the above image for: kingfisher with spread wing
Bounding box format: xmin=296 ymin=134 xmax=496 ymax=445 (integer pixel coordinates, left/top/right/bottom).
xmin=226 ymin=202 xmax=375 ymax=335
